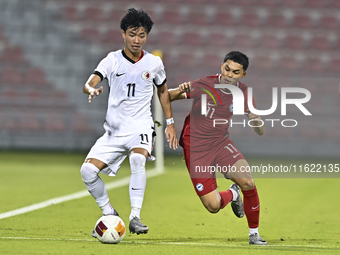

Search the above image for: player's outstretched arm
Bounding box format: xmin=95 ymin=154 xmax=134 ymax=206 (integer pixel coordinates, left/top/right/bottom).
xmin=246 ymin=110 xmax=264 ymax=136
xmin=83 ymin=74 xmax=103 ymax=103
xmin=157 ymin=83 xmax=179 ymax=150
xmin=168 ymin=82 xmax=192 ymax=101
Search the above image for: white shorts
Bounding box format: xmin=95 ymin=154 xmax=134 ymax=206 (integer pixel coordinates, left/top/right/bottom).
xmin=86 ymin=128 xmax=155 ymax=176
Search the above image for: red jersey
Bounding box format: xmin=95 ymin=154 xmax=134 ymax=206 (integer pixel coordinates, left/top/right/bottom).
xmin=179 ymin=75 xmax=254 ymax=151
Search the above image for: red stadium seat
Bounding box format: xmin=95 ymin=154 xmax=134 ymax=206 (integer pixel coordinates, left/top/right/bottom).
xmin=281 ymin=0 xmax=305 ymax=7
xmin=174 ymin=73 xmax=191 ymax=85
xmin=162 ymin=53 xmax=177 ymax=68
xmin=303 ymin=57 xmax=326 ymax=73
xmin=24 ymin=68 xmax=48 ymax=86
xmin=18 ymin=113 xmax=41 ymax=131
xmin=266 ymin=13 xmax=288 ymax=28
xmin=83 ymin=7 xmax=105 ymax=22
xmin=81 ymin=27 xmax=102 ymax=43
xmin=183 ymin=0 xmax=207 ymax=3
xmin=103 ymin=28 xmax=123 ymax=44
xmin=108 ymin=9 xmax=127 ymax=23
xmin=204 ymin=53 xmax=222 ymax=69
xmin=1 ymin=46 xmax=25 ymax=64
xmin=206 ymin=32 xmax=230 ymax=47
xmin=304 ymin=0 xmax=329 ymax=8
xmin=72 ymin=114 xmax=93 ymax=132
xmin=162 ymin=10 xmax=183 ymax=25
xmin=328 ymin=58 xmax=340 ymax=73
xmin=146 ymin=32 xmax=158 ymax=44
xmin=44 ymin=113 xmax=66 ymax=131
xmin=277 ymin=56 xmax=301 ymax=72
xmin=229 ymin=0 xmax=256 ymax=6
xmin=233 ymin=33 xmax=256 ymax=48
xmin=250 ymin=77 xmax=268 ymax=91
xmin=328 ymin=0 xmax=340 ymax=8
xmin=309 ymin=36 xmax=331 ymax=51
xmin=259 ymin=34 xmax=282 ymax=49
xmin=292 ymin=15 xmax=313 ymax=29
xmin=256 ymin=0 xmax=279 ymax=7
xmin=187 ymin=10 xmax=210 ymax=25
xmin=319 ymin=16 xmax=339 ymax=30
xmin=62 ymin=6 xmax=79 ymax=21
xmin=177 ymin=52 xmax=198 ymax=68
xmin=159 ymin=0 xmax=180 ymax=3
xmin=239 ymin=12 xmax=263 ymax=27
xmin=284 ymin=35 xmax=305 ymax=50
xmin=252 ymin=56 xmax=276 ymax=72
xmin=0 ymin=68 xmax=22 ymax=84
xmin=157 ymin=31 xmax=178 ymax=45
xmin=181 ymin=32 xmax=204 ymax=47
xmin=1 ymin=88 xmax=20 ymax=98
xmin=214 ymin=10 xmax=236 ymax=26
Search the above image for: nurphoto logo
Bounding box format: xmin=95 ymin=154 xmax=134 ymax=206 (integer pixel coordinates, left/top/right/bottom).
xmin=201 ymin=84 xmax=312 ymax=128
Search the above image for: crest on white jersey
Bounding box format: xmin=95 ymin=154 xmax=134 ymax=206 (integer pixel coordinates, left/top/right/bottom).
xmin=142 ymin=71 xmax=151 ymax=81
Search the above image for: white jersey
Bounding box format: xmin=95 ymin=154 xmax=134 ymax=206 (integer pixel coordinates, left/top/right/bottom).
xmin=94 ymin=49 xmax=166 ymax=136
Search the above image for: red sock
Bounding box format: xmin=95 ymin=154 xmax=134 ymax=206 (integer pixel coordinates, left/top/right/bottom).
xmin=242 ymin=186 xmax=260 ymax=228
xmin=219 ymin=190 xmax=233 ymax=209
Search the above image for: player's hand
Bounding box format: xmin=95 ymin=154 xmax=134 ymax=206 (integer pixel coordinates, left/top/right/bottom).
xmin=179 ymin=81 xmax=192 ymax=93
xmin=88 ymin=86 xmax=103 ymax=103
xmin=165 ymin=123 xmax=178 ymax=150
xmin=246 ymin=110 xmax=260 ymax=120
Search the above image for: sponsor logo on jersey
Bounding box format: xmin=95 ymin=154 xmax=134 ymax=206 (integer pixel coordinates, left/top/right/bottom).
xmin=142 ymin=71 xmax=151 ymax=81
xmin=196 ymin=183 xmax=204 ymax=192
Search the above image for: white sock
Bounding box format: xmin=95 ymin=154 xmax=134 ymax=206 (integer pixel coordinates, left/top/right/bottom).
xmin=128 ymin=153 xmax=146 ymax=221
xmin=249 ymin=227 xmax=259 ymax=236
xmin=80 ymin=163 xmax=111 ymax=213
xmin=101 ymin=202 xmax=115 ymax=215
xmin=230 ymin=188 xmax=238 ymax=201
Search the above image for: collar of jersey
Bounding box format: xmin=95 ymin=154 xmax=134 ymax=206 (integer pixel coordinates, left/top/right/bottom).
xmin=121 ymin=49 xmax=144 ymax=64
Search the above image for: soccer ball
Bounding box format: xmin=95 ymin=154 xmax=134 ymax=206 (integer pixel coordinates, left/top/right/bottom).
xmin=93 ymin=215 xmax=126 ymax=244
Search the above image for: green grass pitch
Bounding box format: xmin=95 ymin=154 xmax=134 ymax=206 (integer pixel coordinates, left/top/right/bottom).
xmin=0 ymin=151 xmax=339 ymax=254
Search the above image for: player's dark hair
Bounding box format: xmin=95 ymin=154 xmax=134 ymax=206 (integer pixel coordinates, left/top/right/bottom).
xmin=120 ymin=8 xmax=154 ymax=34
xmin=223 ymin=51 xmax=249 ymax=71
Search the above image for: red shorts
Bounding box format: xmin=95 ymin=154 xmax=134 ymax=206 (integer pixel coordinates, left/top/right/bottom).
xmin=182 ymin=138 xmax=245 ymax=196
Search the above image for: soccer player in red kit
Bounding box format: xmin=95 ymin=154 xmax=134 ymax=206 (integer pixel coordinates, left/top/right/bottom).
xmin=169 ymin=51 xmax=267 ymax=245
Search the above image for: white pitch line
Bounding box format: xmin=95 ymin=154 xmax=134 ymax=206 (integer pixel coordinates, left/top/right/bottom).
xmin=0 ymin=168 xmax=163 ymax=220
xmin=0 ymin=237 xmax=339 ymax=249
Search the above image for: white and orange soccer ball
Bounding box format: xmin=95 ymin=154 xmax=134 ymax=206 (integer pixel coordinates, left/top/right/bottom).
xmin=93 ymin=215 xmax=126 ymax=244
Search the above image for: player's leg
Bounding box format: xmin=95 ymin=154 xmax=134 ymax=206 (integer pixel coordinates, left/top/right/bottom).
xmin=228 ymin=159 xmax=267 ymax=245
xmin=80 ymin=158 xmax=118 ymax=216
xmin=81 ymin=133 xmax=124 ymax=216
xmin=199 ymin=187 xmax=240 ymax=213
xmin=182 ymin=147 xmax=239 ymax=214
xmin=128 ymin=147 xmax=149 ymax=234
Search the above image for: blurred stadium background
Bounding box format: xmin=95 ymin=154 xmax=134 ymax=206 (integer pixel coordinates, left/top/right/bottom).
xmin=0 ymin=0 xmax=339 ymax=157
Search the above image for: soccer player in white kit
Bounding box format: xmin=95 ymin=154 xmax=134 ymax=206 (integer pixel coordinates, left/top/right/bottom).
xmin=80 ymin=8 xmax=178 ymax=236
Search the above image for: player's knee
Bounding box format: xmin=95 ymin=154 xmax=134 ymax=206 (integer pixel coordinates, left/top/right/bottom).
xmin=204 ymin=201 xmax=221 ymax=214
xmin=80 ymin=163 xmax=99 ymax=183
xmin=129 ymin=153 xmax=146 ymax=174
xmin=239 ymin=178 xmax=255 ymax=191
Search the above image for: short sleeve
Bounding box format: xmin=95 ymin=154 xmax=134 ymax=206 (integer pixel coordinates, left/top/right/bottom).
xmin=94 ymin=53 xmax=115 ymax=81
xmin=153 ymin=57 xmax=167 ymax=87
